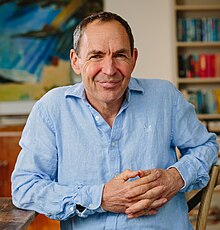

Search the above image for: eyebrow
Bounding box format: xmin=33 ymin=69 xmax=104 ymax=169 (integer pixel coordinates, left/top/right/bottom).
xmin=87 ymin=48 xmax=130 ymax=56
xmin=87 ymin=50 xmax=104 ymax=56
xmin=114 ymin=48 xmax=130 ymax=55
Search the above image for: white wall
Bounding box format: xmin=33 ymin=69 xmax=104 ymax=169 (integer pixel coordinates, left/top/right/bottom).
xmin=105 ymin=0 xmax=175 ymax=83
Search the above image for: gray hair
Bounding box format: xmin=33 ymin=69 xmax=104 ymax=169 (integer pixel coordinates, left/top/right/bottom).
xmin=73 ymin=11 xmax=134 ymax=56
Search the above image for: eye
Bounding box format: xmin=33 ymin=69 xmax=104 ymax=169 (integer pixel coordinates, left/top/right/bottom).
xmin=89 ymin=54 xmax=102 ymax=61
xmin=114 ymin=53 xmax=127 ymax=59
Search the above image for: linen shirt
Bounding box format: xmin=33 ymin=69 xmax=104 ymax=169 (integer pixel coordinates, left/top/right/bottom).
xmin=12 ymin=78 xmax=219 ymax=230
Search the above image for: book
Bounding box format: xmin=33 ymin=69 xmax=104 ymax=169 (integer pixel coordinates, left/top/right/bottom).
xmin=204 ymin=89 xmax=216 ymax=114
xmin=193 ymin=54 xmax=200 ymax=78
xmin=178 ymin=54 xmax=186 ymax=78
xmin=215 ymin=54 xmax=220 ymax=78
xmin=206 ymin=54 xmax=215 ymax=77
xmin=178 ymin=17 xmax=220 ymax=42
xmin=199 ymin=54 xmax=207 ymax=77
xmin=186 ymin=54 xmax=194 ymax=78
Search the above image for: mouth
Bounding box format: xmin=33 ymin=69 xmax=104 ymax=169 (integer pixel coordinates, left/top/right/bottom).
xmin=96 ymin=80 xmax=122 ymax=89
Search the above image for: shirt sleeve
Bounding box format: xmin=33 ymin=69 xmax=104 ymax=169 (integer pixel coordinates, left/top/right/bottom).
xmin=170 ymin=89 xmax=219 ymax=192
xmin=11 ymin=101 xmax=105 ymax=221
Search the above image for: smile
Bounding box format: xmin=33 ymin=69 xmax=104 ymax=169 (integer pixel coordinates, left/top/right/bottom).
xmin=97 ymin=81 xmax=121 ymax=88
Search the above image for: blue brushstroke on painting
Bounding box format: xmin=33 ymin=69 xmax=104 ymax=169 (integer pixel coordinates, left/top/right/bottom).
xmin=0 ymin=2 xmax=64 ymax=83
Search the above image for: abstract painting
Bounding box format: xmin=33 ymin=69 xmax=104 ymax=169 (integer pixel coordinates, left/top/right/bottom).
xmin=0 ymin=0 xmax=103 ymax=101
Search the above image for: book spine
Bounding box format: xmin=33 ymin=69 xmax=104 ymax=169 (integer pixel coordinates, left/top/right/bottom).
xmin=215 ymin=54 xmax=220 ymax=78
xmin=186 ymin=54 xmax=194 ymax=78
xmin=195 ymin=18 xmax=202 ymax=41
xmin=199 ymin=54 xmax=207 ymax=77
xmin=206 ymin=54 xmax=215 ymax=77
xmin=178 ymin=54 xmax=186 ymax=78
xmin=202 ymin=18 xmax=208 ymax=41
xmin=177 ymin=18 xmax=184 ymax=41
xmin=193 ymin=54 xmax=200 ymax=78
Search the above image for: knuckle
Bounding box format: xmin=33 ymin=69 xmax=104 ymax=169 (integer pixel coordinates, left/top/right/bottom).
xmin=140 ymin=186 xmax=146 ymax=194
xmin=124 ymin=169 xmax=131 ymax=174
xmin=124 ymin=191 xmax=131 ymax=198
xmin=143 ymin=199 xmax=151 ymax=208
xmin=146 ymin=189 xmax=154 ymax=198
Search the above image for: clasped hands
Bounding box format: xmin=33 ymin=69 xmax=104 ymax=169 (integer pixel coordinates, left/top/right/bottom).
xmin=101 ymin=168 xmax=184 ymax=219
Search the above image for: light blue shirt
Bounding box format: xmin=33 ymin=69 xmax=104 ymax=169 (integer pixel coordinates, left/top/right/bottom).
xmin=12 ymin=78 xmax=219 ymax=230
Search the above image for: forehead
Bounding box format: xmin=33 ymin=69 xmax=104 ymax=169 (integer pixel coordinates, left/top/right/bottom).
xmin=79 ymin=20 xmax=130 ymax=53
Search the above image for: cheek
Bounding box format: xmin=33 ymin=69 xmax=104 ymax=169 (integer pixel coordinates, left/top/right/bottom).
xmin=82 ymin=63 xmax=101 ymax=80
xmin=117 ymin=62 xmax=133 ymax=78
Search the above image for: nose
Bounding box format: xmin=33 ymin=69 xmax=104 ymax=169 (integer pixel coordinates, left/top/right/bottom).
xmin=102 ymin=57 xmax=117 ymax=76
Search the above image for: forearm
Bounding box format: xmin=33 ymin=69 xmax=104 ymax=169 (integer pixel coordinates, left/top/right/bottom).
xmin=171 ymin=138 xmax=218 ymax=192
xmin=11 ymin=152 xmax=105 ymax=220
xmin=12 ymin=175 xmax=105 ymax=220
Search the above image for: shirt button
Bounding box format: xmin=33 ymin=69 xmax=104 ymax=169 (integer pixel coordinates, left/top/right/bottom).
xmin=70 ymin=206 xmax=74 ymax=212
xmin=110 ymin=155 xmax=115 ymax=161
xmin=95 ymin=115 xmax=99 ymax=121
xmin=111 ymin=142 xmax=116 ymax=147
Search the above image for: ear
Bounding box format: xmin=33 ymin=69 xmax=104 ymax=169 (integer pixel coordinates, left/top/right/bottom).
xmin=70 ymin=49 xmax=81 ymax=75
xmin=131 ymin=48 xmax=138 ymax=72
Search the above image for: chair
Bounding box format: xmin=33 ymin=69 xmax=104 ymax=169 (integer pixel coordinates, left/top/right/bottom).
xmin=187 ymin=165 xmax=220 ymax=230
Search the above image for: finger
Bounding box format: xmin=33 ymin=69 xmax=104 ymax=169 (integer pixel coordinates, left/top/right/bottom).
xmin=127 ymin=209 xmax=158 ymax=219
xmin=126 ymin=181 xmax=165 ymax=201
xmin=143 ymin=184 xmax=166 ymax=199
xmin=125 ymin=198 xmax=153 ymax=215
xmin=125 ymin=180 xmax=160 ymax=199
xmin=138 ymin=169 xmax=158 ymax=178
xmin=150 ymin=197 xmax=168 ymax=209
xmin=127 ymin=169 xmax=161 ymax=189
xmin=126 ymin=196 xmax=167 ymax=216
xmin=125 ymin=186 xmax=165 ymax=214
xmin=115 ymin=169 xmax=139 ymax=181
xmin=138 ymin=170 xmax=150 ymax=178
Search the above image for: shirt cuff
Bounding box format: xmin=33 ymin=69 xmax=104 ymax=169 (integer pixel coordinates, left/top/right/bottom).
xmin=75 ymin=183 xmax=106 ymax=218
xmin=168 ymin=157 xmax=209 ymax=192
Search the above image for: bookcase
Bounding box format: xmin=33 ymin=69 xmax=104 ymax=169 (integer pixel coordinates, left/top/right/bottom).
xmin=174 ymin=0 xmax=220 ymax=149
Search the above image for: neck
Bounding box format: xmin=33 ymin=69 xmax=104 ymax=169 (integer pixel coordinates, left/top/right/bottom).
xmin=99 ymin=105 xmax=120 ymax=127
xmin=87 ymin=97 xmax=124 ymax=127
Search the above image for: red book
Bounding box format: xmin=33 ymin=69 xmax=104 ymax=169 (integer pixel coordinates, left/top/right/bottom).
xmin=199 ymin=54 xmax=207 ymax=78
xmin=215 ymin=54 xmax=220 ymax=78
xmin=206 ymin=54 xmax=215 ymax=77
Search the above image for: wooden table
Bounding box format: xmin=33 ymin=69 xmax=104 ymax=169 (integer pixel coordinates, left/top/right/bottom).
xmin=0 ymin=197 xmax=37 ymax=230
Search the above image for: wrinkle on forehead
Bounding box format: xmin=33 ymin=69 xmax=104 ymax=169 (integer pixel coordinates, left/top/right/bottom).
xmin=79 ymin=20 xmax=130 ymax=56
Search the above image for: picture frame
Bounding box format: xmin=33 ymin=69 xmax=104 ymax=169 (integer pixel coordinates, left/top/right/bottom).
xmin=0 ymin=0 xmax=103 ymax=116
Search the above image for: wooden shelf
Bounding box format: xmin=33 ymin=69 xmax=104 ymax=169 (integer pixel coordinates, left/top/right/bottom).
xmin=178 ymin=78 xmax=220 ymax=84
xmin=176 ymin=42 xmax=220 ymax=47
xmin=197 ymin=114 xmax=220 ymax=120
xmin=175 ymin=5 xmax=220 ymax=11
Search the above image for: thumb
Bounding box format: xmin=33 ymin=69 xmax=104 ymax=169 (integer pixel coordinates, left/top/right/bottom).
xmin=116 ymin=169 xmax=139 ymax=181
xmin=139 ymin=169 xmax=160 ymax=178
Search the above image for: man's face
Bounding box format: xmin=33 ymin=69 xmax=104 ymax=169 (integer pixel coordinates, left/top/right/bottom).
xmin=70 ymin=20 xmax=138 ymax=107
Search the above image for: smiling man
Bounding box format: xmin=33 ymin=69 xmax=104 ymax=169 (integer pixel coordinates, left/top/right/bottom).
xmin=70 ymin=18 xmax=138 ymax=127
xmin=12 ymin=12 xmax=218 ymax=230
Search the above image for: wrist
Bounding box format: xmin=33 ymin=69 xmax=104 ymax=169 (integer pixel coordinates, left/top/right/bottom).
xmin=168 ymin=167 xmax=184 ymax=190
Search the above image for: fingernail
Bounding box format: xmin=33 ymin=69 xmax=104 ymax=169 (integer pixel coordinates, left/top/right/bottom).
xmin=156 ymin=170 xmax=161 ymax=176
xmin=125 ymin=210 xmax=131 ymax=214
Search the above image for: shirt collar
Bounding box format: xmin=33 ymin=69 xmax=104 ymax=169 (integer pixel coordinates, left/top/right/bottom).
xmin=64 ymin=77 xmax=144 ymax=100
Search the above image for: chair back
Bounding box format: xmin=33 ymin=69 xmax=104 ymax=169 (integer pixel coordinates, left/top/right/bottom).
xmin=187 ymin=165 xmax=220 ymax=230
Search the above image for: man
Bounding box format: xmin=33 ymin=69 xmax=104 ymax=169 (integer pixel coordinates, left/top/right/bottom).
xmin=12 ymin=12 xmax=218 ymax=229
